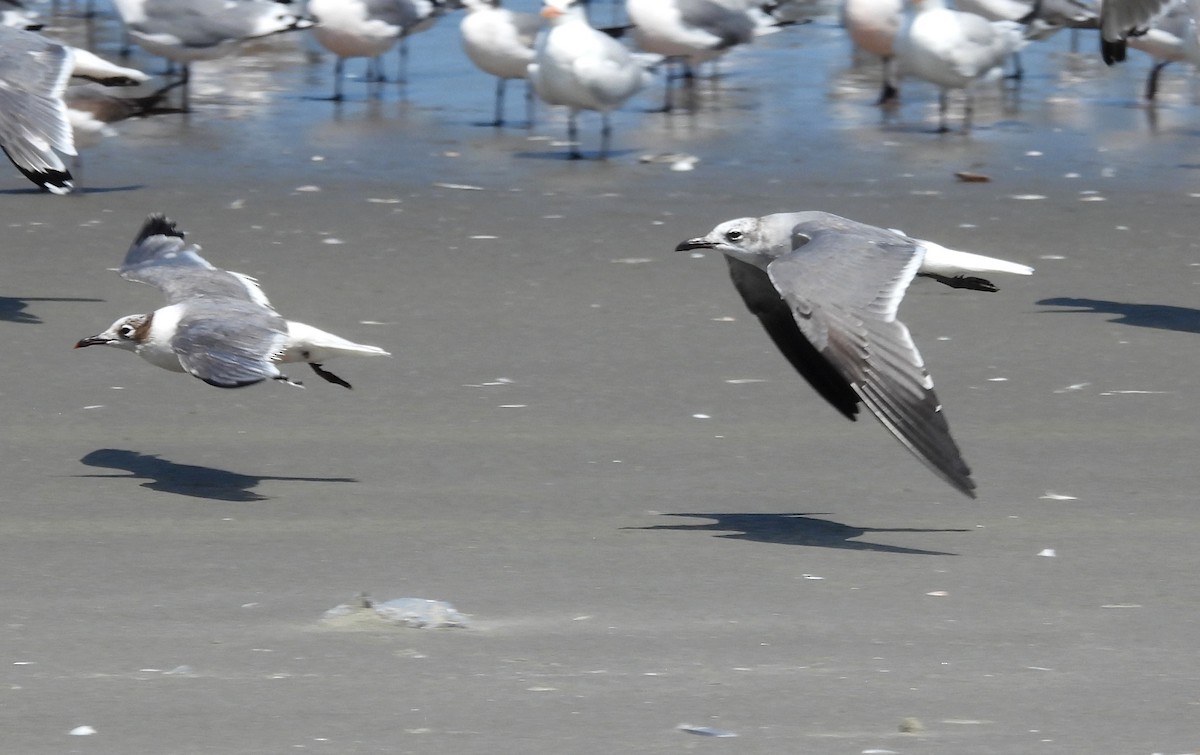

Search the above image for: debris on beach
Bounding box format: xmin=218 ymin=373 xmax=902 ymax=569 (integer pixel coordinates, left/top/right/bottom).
xmin=677 ymin=724 xmax=737 ymax=737
xmin=638 ymin=153 xmax=699 ymax=171
xmin=954 ymin=171 xmax=990 ymax=182
xmin=321 ymin=594 xmax=469 ymax=630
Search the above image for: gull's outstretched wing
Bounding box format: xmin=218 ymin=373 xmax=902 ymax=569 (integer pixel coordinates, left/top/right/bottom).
xmin=170 ymin=297 xmax=289 ymax=388
xmin=119 ymin=214 xmax=274 ymax=308
xmin=746 ymin=217 xmax=975 ymax=497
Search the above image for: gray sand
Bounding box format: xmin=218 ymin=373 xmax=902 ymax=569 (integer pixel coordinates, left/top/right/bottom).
xmin=4 ymin=5 xmax=1200 ymax=754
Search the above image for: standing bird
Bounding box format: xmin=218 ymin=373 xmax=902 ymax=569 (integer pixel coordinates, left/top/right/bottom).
xmin=460 ymin=0 xmax=540 ymax=126
xmin=308 ymin=0 xmax=410 ymax=100
xmin=893 ymin=0 xmax=1027 ymax=132
xmin=528 ymin=0 xmax=653 ymax=159
xmin=676 ymin=211 xmax=1033 ymax=498
xmin=76 ymin=215 xmax=391 ymax=389
xmin=626 ymin=0 xmax=756 ymax=109
xmin=842 ymin=0 xmax=903 ymax=104
xmin=111 ymin=0 xmax=312 ymax=110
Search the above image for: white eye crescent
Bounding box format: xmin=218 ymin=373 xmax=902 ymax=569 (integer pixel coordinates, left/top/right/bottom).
xmin=724 ymin=229 xmax=744 ymax=242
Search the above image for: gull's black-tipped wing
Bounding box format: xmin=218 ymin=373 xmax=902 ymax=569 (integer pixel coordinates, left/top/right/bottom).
xmin=736 ymin=216 xmax=975 ymax=498
xmin=0 ymin=26 xmax=74 ymax=192
xmin=119 ymin=214 xmax=275 ymax=308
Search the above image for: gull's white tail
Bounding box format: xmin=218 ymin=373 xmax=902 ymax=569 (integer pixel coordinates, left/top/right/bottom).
xmin=280 ymin=321 xmax=391 ymax=364
xmin=916 ymin=239 xmax=1034 ymax=278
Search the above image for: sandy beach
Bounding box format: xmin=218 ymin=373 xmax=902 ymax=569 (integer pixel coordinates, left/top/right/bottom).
xmin=4 ymin=3 xmax=1200 ymax=753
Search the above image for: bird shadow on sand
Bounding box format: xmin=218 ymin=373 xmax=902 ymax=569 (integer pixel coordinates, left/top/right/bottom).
xmin=0 ymin=185 xmax=143 ymax=196
xmin=76 ymin=449 xmax=357 ymax=502
xmin=627 ymin=512 xmax=966 ymax=555
xmin=1038 ymin=297 xmax=1200 ymax=334
xmin=0 ymin=296 xmax=104 ymax=324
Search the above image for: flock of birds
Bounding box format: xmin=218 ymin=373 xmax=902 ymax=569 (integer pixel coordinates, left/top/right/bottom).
xmin=0 ymin=0 xmax=1190 ymax=497
xmin=0 ymin=0 xmax=1196 ymax=187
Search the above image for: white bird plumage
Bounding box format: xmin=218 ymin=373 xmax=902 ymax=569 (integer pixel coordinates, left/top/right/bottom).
xmin=76 ymin=215 xmax=391 ymax=390
xmin=893 ymin=0 xmax=1028 ymax=132
xmin=528 ymin=0 xmax=654 ymax=159
xmin=460 ymin=0 xmax=540 ymax=126
xmin=676 ymin=211 xmax=1033 ymax=498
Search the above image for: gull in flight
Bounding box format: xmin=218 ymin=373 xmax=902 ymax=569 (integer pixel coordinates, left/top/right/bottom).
xmin=76 ymin=215 xmax=391 ymax=389
xmin=0 ymin=25 xmax=149 ymax=193
xmin=676 ymin=211 xmax=1033 ymax=498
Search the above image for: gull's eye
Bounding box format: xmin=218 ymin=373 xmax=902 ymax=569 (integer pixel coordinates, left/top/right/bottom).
xmin=118 ymin=324 xmax=136 ymax=339
xmin=724 ymin=229 xmax=744 ymax=243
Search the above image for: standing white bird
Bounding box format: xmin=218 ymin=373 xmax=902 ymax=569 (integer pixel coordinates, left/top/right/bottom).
xmin=111 ymin=0 xmax=312 ymax=110
xmin=842 ymin=0 xmax=903 ymax=104
xmin=626 ymin=0 xmax=759 ymax=109
xmin=893 ymin=0 xmax=1027 ymax=132
xmin=528 ymin=0 xmax=652 ymax=159
xmin=309 ymin=0 xmax=409 ymax=99
xmin=676 ymin=211 xmax=1033 ymax=498
xmin=460 ymin=0 xmax=540 ymax=126
xmin=76 ymin=215 xmax=391 ymax=389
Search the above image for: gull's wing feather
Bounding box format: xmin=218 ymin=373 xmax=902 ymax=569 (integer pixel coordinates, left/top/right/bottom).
xmin=762 ymin=219 xmax=976 ymax=497
xmin=171 ymin=298 xmax=288 ymax=388
xmin=725 ymin=256 xmax=861 ymax=420
xmin=0 ymin=26 xmax=75 ymax=192
xmin=119 ymin=214 xmax=273 ymax=308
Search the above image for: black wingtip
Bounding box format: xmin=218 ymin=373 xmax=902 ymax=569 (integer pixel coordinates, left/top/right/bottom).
xmin=1101 ymin=38 xmax=1126 ymax=65
xmin=3 ymin=147 xmax=73 ymax=194
xmin=135 ymin=213 xmax=184 ymax=245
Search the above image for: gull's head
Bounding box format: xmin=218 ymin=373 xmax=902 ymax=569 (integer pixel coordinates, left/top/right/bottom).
xmin=675 ymin=217 xmax=781 ymax=264
xmin=540 ymin=0 xmax=577 ymax=20
xmin=74 ymin=314 xmax=150 ymax=352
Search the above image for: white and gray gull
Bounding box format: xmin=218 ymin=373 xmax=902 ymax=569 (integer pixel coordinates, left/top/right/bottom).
xmin=676 ymin=211 xmax=1033 ymax=498
xmin=76 ymin=215 xmax=391 ymax=389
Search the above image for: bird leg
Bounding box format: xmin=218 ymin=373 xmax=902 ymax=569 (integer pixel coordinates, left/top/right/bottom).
xmin=309 ymin=363 xmax=353 ymax=389
xmin=919 ymin=273 xmax=998 ymax=292
xmin=937 ymin=90 xmax=950 ymax=133
xmin=600 ymin=113 xmax=611 ymax=160
xmin=1146 ymin=61 xmax=1169 ymax=102
xmin=567 ymin=113 xmax=582 ymax=159
xmin=492 ymin=77 xmax=506 ymax=127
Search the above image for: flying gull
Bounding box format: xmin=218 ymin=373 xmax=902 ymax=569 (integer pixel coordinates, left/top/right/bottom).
xmin=76 ymin=215 xmax=391 ymax=389
xmin=1099 ymin=0 xmax=1179 ymax=63
xmin=676 ymin=211 xmax=1034 ymax=498
xmin=0 ymin=25 xmax=148 ymax=193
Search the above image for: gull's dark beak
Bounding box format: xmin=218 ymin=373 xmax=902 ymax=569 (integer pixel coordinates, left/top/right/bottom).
xmin=74 ymin=334 xmax=111 ymax=349
xmin=675 ymin=237 xmax=714 ymax=252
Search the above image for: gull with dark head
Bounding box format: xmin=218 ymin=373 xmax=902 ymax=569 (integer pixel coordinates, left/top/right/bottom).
xmin=676 ymin=211 xmax=1033 ymax=498
xmin=76 ymin=215 xmax=391 ymax=389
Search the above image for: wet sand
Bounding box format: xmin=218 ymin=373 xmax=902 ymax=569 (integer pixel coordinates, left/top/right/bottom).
xmin=5 ymin=4 xmax=1200 ymax=753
